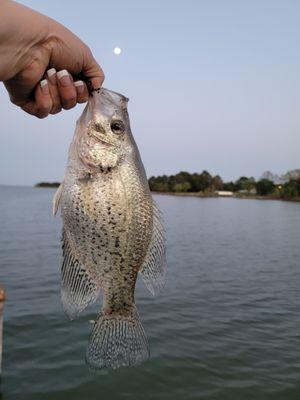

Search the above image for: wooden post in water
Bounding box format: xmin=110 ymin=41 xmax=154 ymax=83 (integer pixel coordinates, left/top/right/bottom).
xmin=0 ymin=285 xmax=6 ymax=377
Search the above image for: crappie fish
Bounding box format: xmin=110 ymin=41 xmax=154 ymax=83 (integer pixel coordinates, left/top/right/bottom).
xmin=53 ymin=88 xmax=166 ymax=370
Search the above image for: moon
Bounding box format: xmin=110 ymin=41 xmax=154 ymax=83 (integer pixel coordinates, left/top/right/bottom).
xmin=113 ymin=47 xmax=121 ymax=55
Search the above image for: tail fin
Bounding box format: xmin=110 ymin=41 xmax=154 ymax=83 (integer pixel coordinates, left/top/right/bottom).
xmin=86 ymin=305 xmax=149 ymax=370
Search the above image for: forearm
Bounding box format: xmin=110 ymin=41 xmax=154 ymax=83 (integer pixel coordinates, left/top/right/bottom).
xmin=0 ymin=0 xmax=51 ymax=81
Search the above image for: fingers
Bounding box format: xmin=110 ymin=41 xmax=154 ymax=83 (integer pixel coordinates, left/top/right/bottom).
xmin=49 ymin=68 xmax=88 ymax=111
xmin=53 ymin=69 xmax=89 ymax=110
xmin=74 ymin=80 xmax=89 ymax=103
xmin=21 ymin=80 xmax=53 ymax=119
xmin=22 ymin=68 xmax=89 ymax=118
xmin=56 ymin=70 xmax=77 ymax=110
xmin=47 ymin=68 xmax=62 ymax=114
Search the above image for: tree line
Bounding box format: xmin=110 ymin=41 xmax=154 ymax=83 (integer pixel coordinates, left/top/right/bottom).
xmin=148 ymin=169 xmax=300 ymax=199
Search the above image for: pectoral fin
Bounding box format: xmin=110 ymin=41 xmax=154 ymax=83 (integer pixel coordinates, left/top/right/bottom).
xmin=139 ymin=201 xmax=166 ymax=296
xmin=52 ymin=183 xmax=64 ymax=216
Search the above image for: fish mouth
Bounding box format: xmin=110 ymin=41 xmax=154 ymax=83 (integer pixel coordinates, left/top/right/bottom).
xmin=87 ymin=123 xmax=114 ymax=146
xmin=90 ymin=132 xmax=113 ymax=146
xmin=92 ymin=87 xmax=129 ymax=103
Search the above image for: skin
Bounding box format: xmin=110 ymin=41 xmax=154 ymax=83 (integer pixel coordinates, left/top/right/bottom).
xmin=0 ymin=0 xmax=104 ymax=118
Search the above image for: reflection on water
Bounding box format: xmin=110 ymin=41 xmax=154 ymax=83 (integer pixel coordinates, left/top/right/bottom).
xmin=0 ymin=186 xmax=300 ymax=400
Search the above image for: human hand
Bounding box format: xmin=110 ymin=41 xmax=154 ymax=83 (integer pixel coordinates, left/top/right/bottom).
xmin=0 ymin=1 xmax=104 ymax=118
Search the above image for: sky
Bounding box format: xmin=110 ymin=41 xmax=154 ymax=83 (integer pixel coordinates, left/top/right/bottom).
xmin=0 ymin=0 xmax=299 ymax=186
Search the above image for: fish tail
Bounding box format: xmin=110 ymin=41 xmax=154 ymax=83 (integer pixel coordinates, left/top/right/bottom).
xmin=86 ymin=305 xmax=149 ymax=370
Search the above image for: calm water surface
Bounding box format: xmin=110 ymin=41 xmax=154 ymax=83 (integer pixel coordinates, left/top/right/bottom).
xmin=0 ymin=186 xmax=300 ymax=400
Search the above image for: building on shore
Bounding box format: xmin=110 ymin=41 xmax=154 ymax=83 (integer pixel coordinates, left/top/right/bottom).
xmin=215 ymin=191 xmax=233 ymax=197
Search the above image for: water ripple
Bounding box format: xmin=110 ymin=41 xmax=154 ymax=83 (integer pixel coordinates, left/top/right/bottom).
xmin=0 ymin=188 xmax=300 ymax=399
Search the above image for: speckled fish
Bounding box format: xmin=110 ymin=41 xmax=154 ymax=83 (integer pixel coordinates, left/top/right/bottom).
xmin=53 ymin=88 xmax=166 ymax=370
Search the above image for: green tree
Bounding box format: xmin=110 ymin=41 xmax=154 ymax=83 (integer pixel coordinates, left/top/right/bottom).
xmin=148 ymin=175 xmax=170 ymax=192
xmin=211 ymin=175 xmax=223 ymax=191
xmin=223 ymin=181 xmax=236 ymax=191
xmin=235 ymin=176 xmax=256 ymax=191
xmin=197 ymin=170 xmax=212 ymax=192
xmin=173 ymin=182 xmax=192 ymax=192
xmin=282 ymin=179 xmax=300 ymax=198
xmin=256 ymin=179 xmax=275 ymax=196
xmin=190 ymin=173 xmax=202 ymax=191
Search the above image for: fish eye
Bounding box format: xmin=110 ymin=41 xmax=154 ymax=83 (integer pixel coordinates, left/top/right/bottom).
xmin=111 ymin=120 xmax=125 ymax=134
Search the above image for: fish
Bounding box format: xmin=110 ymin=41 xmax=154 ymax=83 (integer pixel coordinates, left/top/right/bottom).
xmin=53 ymin=88 xmax=166 ymax=370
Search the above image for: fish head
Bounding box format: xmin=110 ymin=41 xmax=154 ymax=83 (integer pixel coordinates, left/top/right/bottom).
xmin=75 ymin=88 xmax=134 ymax=171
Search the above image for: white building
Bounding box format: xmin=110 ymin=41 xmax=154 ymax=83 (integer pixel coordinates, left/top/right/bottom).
xmin=216 ymin=191 xmax=233 ymax=197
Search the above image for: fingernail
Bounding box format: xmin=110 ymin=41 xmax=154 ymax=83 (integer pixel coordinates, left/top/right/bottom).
xmin=74 ymin=80 xmax=85 ymax=94
xmin=47 ymin=68 xmax=56 ymax=83
xmin=57 ymin=69 xmax=71 ymax=86
xmin=40 ymin=79 xmax=49 ymax=94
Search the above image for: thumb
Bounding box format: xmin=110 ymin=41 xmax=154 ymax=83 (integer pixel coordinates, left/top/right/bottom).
xmin=82 ymin=51 xmax=105 ymax=91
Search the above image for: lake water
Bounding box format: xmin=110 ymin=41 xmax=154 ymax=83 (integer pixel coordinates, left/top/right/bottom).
xmin=0 ymin=186 xmax=300 ymax=400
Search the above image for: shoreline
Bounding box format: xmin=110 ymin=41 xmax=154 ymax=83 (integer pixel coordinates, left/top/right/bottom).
xmin=32 ymin=185 xmax=300 ymax=203
xmin=152 ymin=191 xmax=300 ymax=203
